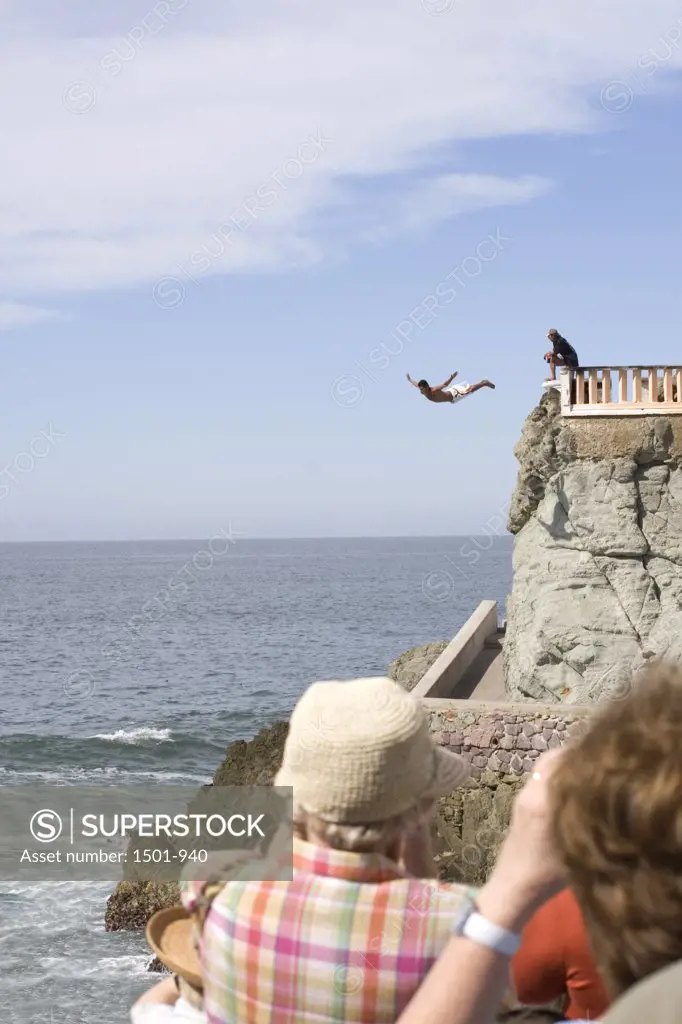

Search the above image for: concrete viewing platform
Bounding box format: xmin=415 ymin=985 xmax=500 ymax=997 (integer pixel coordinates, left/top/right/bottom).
xmin=411 ymin=600 xmax=505 ymax=702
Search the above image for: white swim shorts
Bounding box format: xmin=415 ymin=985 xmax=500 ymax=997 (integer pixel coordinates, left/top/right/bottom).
xmin=446 ymin=382 xmax=471 ymax=404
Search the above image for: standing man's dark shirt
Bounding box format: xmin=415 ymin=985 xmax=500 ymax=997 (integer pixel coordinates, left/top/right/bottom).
xmin=553 ymin=334 xmax=579 ymax=367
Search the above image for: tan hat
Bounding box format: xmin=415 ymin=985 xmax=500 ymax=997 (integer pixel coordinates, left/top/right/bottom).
xmin=146 ymin=906 xmax=202 ymax=990
xmin=275 ymin=676 xmax=469 ymax=823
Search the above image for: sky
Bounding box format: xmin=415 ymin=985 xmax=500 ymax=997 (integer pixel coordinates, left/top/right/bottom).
xmin=3 ymin=0 xmax=682 ymax=541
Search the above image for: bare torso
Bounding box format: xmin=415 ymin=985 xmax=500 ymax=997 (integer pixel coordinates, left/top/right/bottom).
xmin=424 ymin=390 xmax=454 ymax=403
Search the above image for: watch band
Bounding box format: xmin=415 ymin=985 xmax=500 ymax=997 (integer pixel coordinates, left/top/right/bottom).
xmin=452 ymin=899 xmax=521 ymax=957
xmin=462 ymin=910 xmax=521 ymax=957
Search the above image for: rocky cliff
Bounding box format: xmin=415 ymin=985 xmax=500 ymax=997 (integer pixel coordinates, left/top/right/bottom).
xmin=505 ymin=390 xmax=682 ymax=702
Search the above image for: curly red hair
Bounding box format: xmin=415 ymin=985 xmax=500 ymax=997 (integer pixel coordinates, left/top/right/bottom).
xmin=550 ymin=662 xmax=682 ymax=999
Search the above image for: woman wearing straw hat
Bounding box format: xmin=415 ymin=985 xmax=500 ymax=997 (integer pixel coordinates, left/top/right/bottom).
xmin=178 ymin=675 xmax=514 ymax=1023
xmin=130 ymin=906 xmax=205 ymax=1023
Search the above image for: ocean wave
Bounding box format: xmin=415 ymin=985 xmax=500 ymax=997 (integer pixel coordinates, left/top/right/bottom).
xmin=0 ymin=730 xmax=226 ymax=777
xmin=37 ymin=954 xmax=149 ymax=979
xmin=0 ymin=879 xmax=113 ymax=940
xmin=0 ymin=765 xmax=211 ymax=785
xmin=92 ymin=727 xmax=172 ymax=744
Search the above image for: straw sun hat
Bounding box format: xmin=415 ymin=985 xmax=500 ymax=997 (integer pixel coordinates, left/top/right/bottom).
xmin=275 ymin=676 xmax=469 ymax=823
xmin=146 ymin=906 xmax=202 ymax=990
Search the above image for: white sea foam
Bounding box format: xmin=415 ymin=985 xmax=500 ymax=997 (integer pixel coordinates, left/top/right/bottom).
xmin=0 ymin=765 xmax=209 ymax=784
xmin=37 ymin=954 xmax=149 ymax=978
xmin=0 ymin=880 xmax=112 ymax=944
xmin=0 ymin=766 xmax=111 ymax=782
xmin=92 ymin=727 xmax=173 ymax=744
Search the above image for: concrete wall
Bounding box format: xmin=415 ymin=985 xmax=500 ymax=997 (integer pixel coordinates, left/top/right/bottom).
xmin=412 ymin=600 xmax=499 ymax=699
xmin=566 ymin=415 xmax=682 ymax=460
xmin=425 ymin=698 xmax=592 ymax=885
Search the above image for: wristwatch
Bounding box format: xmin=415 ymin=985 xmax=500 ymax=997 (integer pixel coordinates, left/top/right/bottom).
xmin=452 ymin=898 xmax=521 ymax=957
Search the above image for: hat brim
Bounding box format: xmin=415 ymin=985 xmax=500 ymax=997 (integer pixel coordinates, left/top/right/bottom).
xmin=428 ymin=745 xmax=470 ymax=797
xmin=146 ymin=906 xmax=203 ymax=990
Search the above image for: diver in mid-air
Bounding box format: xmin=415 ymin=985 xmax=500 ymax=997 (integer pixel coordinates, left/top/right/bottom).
xmin=406 ymin=370 xmax=495 ymax=406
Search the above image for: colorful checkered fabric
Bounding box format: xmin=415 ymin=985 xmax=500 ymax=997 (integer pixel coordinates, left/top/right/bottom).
xmin=181 ymin=837 xmax=478 ymax=1023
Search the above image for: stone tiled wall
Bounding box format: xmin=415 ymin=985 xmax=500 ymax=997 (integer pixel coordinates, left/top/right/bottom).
xmin=428 ymin=702 xmax=590 ymax=782
xmin=425 ymin=701 xmax=593 ymax=885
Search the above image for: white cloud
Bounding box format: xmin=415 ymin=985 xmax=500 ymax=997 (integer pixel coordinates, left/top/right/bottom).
xmin=388 ymin=173 xmax=553 ymax=238
xmin=0 ymin=0 xmax=681 ymax=301
xmin=0 ymin=302 xmax=63 ymax=330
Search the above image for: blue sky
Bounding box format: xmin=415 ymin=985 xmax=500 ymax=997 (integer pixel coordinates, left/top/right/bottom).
xmin=3 ymin=0 xmax=682 ymax=540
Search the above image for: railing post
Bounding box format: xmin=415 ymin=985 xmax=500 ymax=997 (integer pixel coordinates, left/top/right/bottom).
xmin=633 ymin=368 xmax=642 ymax=403
xmin=676 ymin=369 xmax=682 ymax=403
xmin=575 ymin=369 xmax=584 ymax=404
xmin=588 ymin=369 xmax=598 ymax=404
xmin=618 ymin=368 xmax=628 ymax=403
xmin=664 ymin=367 xmax=674 ymax=404
xmin=649 ymin=367 xmax=659 ymax=403
xmin=602 ymin=368 xmax=612 ymax=404
xmin=559 ymin=367 xmax=572 ymax=413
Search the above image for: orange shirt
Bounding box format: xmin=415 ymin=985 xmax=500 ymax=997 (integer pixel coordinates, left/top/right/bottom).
xmin=512 ymin=889 xmax=610 ymax=1021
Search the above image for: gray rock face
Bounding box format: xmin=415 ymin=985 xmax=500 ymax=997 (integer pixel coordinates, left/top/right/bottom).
xmin=388 ymin=641 xmax=448 ymax=691
xmin=507 ymin=392 xmax=573 ymax=535
xmin=505 ymin=391 xmax=682 ymax=702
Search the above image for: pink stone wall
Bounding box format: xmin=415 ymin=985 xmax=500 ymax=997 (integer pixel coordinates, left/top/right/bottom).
xmin=428 ymin=705 xmax=590 ymax=782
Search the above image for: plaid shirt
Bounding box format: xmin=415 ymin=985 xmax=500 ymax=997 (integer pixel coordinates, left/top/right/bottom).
xmin=181 ymin=837 xmax=478 ymax=1023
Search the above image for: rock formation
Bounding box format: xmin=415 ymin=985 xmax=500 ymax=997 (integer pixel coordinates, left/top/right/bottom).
xmin=505 ymin=390 xmax=682 ymax=702
xmin=388 ymin=641 xmax=448 ymax=691
xmin=212 ymin=721 xmax=289 ymax=786
xmin=105 ymin=880 xmax=180 ymax=932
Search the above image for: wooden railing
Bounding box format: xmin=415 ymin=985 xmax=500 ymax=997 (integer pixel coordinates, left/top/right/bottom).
xmin=559 ymin=366 xmax=682 ymax=416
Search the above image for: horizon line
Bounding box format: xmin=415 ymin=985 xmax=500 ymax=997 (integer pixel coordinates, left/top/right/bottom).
xmin=0 ymin=532 xmax=513 ymax=544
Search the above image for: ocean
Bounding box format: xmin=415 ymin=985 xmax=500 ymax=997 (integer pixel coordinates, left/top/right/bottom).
xmin=1 ymin=536 xmax=513 ymax=1023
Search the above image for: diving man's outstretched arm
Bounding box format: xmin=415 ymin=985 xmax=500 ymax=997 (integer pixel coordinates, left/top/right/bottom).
xmin=406 ymin=374 xmax=420 ymax=388
xmin=432 ymin=371 xmax=458 ymax=392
